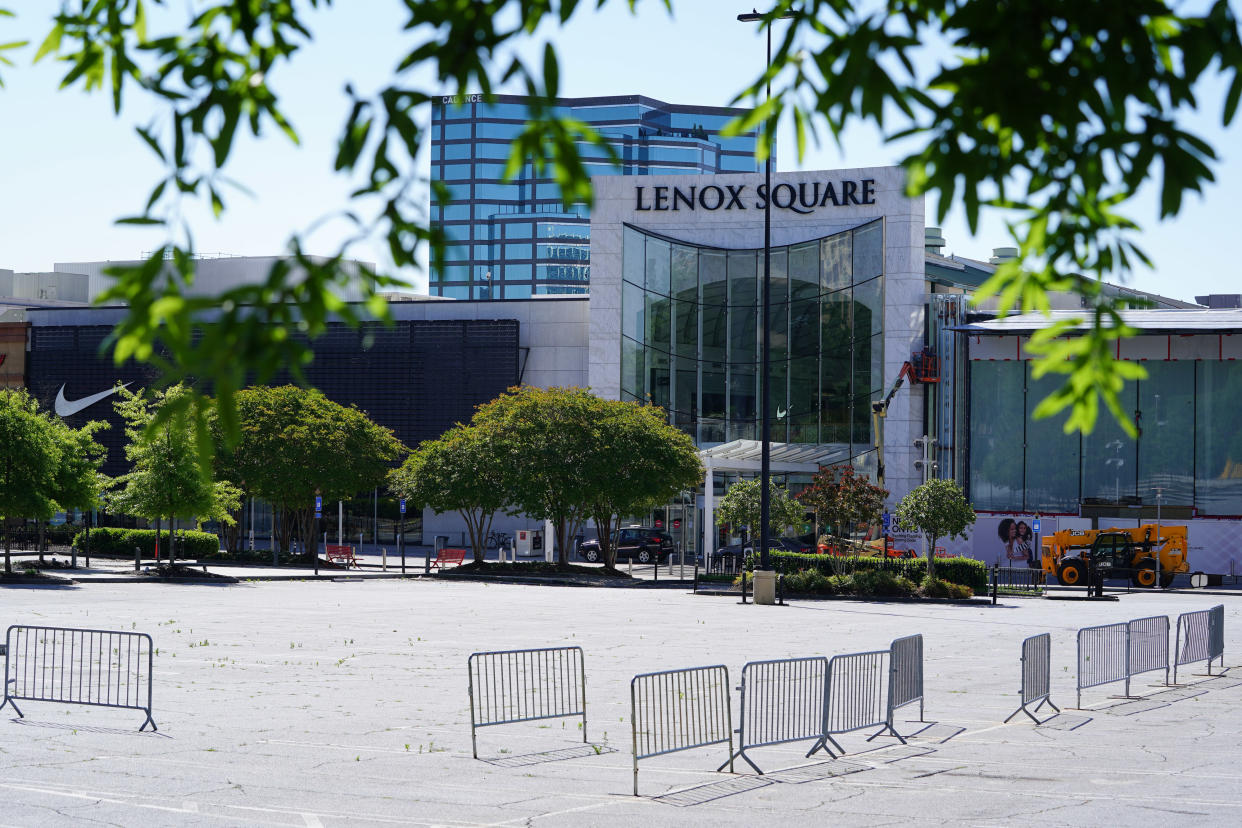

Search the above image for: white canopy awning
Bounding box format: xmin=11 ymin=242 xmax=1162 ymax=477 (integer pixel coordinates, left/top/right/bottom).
xmin=698 ymin=439 xmax=852 ymax=474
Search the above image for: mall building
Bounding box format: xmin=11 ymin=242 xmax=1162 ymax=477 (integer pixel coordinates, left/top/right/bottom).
xmin=4 ymin=162 xmax=1238 ymax=571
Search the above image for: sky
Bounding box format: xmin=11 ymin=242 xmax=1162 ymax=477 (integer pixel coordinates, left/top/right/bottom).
xmin=2 ymin=0 xmax=1240 ymax=302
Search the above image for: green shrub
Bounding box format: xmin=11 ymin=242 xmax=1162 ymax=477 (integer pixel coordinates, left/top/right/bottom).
xmin=781 ymin=569 xmax=833 ymax=594
xmin=198 ymin=548 xmax=313 ymax=566
xmin=771 ymin=551 xmax=987 ymax=592
xmin=851 ymin=569 xmax=917 ymax=597
xmin=919 ymin=576 xmax=973 ymax=599
xmin=71 ymin=528 xmax=220 ymax=559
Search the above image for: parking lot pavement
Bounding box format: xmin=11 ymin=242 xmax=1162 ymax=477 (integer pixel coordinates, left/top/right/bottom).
xmin=1 ymin=580 xmax=1241 ymax=826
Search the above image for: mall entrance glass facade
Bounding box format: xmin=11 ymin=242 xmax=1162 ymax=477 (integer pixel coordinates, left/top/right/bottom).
xmin=619 ymin=220 xmax=884 ymax=466
xmin=430 ymin=95 xmax=759 ymax=299
xmin=969 ymin=359 xmax=1242 ymax=516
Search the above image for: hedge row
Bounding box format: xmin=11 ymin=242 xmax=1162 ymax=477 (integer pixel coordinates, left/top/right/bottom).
xmin=71 ymin=528 xmax=220 ymax=559
xmin=779 ymin=569 xmax=975 ymax=599
xmin=771 ymin=551 xmax=987 ymax=592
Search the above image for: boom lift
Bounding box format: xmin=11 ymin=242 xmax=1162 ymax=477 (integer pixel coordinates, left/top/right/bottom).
xmin=1040 ymin=524 xmax=1189 ymax=589
xmin=872 ymin=361 xmax=917 ymax=489
xmin=871 ymin=352 xmax=939 ymax=487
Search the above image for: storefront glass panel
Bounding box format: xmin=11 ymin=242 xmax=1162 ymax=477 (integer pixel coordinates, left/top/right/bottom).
xmin=968 ymin=361 xmax=1026 ymax=510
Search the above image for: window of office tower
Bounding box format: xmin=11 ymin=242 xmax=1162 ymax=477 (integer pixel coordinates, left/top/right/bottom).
xmin=619 ymin=220 xmax=884 ymax=465
xmin=429 ymin=95 xmax=759 ymax=298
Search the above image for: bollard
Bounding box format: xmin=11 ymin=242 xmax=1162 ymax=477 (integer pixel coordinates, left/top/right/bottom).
xmin=991 ymin=564 xmax=998 ymax=605
xmin=739 ymin=570 xmax=750 ymax=605
xmin=382 ymin=547 xmax=388 ymax=571
xmin=654 ymin=555 xmax=659 ymax=583
xmin=134 ymin=545 xmax=140 ymax=573
xmin=777 ymin=573 xmax=785 ymax=606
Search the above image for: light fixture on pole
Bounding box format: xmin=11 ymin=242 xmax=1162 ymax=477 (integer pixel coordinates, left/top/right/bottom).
xmin=737 ymin=6 xmax=794 ymax=604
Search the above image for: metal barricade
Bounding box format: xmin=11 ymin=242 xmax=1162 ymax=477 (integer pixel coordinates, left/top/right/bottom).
xmin=1 ymin=625 xmax=156 ymax=731
xmin=1005 ymin=633 xmax=1059 ymax=723
xmin=887 ymin=634 xmax=925 ymax=732
xmin=724 ymin=657 xmax=831 ymax=774
xmin=825 ymin=649 xmax=891 ymax=752
xmin=1173 ymin=604 xmax=1226 ymax=683
xmin=631 ymin=665 xmax=732 ymax=796
xmin=467 ymin=646 xmax=586 ymax=758
xmin=1076 ymin=622 xmax=1130 ymax=706
xmin=993 ymin=565 xmax=1046 ymax=597
xmin=1211 ymin=603 xmax=1225 ymax=665
xmin=1127 ymin=615 xmax=1170 ymax=685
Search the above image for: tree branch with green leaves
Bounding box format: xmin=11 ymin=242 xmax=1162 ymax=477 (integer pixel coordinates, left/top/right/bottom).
xmin=7 ymin=0 xmax=1239 ymax=453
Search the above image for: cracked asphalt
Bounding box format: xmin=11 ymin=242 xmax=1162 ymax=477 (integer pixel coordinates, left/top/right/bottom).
xmin=1 ymin=580 xmax=1240 ymax=826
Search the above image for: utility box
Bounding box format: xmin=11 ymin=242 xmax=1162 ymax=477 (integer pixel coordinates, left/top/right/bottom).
xmin=515 ymin=529 xmax=532 ymax=557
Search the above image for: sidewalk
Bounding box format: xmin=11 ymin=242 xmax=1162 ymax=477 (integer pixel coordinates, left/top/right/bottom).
xmin=2 ymin=547 xmax=700 ymax=584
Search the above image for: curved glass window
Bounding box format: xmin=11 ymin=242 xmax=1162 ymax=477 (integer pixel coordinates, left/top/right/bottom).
xmin=620 ymin=221 xmax=884 ymax=459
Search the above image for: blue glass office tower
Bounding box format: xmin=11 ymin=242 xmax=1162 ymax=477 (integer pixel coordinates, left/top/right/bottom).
xmin=429 ymin=95 xmax=761 ymax=299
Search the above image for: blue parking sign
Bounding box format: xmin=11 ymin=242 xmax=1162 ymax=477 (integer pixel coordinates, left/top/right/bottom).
xmin=399 ymin=498 xmax=406 ymax=515
xmin=1033 ymin=518 xmax=1041 ymax=533
xmin=881 ymin=512 xmax=891 ymax=531
xmin=314 ymin=495 xmax=322 ymax=518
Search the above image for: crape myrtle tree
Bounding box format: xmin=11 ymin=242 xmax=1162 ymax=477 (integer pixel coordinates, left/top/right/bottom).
xmin=469 ymin=387 xmax=599 ymax=568
xmin=216 ymin=385 xmax=406 ymax=560
xmin=48 ymin=416 xmax=110 ymax=567
xmin=0 ymin=390 xmax=109 ymax=573
xmin=467 ymin=386 xmax=701 ymax=569
xmin=894 ymin=478 xmax=976 ymax=579
xmin=798 ymin=463 xmax=888 ymax=546
xmin=389 ymin=422 xmax=509 ymax=565
xmin=716 ymin=478 xmax=806 ymax=547
xmin=109 ymin=385 xmax=241 ymax=565
xmin=0 ymin=389 xmax=60 ymax=573
xmin=1 ymin=1 xmax=1237 ymax=458
xmin=579 ymin=397 xmax=702 ymax=570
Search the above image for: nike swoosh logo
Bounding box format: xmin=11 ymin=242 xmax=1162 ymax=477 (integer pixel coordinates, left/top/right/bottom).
xmin=54 ymin=382 xmax=132 ymax=417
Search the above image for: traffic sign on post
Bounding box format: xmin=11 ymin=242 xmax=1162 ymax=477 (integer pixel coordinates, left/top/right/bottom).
xmin=1033 ymin=518 xmax=1041 ymax=533
xmin=315 ymin=495 xmax=322 ymax=518
xmin=882 ymin=512 xmax=891 ymax=532
xmin=399 ymin=498 xmax=406 ymax=515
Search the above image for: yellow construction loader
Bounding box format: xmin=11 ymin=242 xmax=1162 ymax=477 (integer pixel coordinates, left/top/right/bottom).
xmin=1040 ymin=524 xmax=1189 ymax=589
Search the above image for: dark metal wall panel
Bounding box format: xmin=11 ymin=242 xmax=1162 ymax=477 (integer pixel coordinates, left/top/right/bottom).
xmin=27 ymin=319 xmax=520 ymax=478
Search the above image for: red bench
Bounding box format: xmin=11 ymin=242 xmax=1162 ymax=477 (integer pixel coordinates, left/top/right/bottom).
xmin=325 ymin=544 xmax=360 ymax=568
xmin=430 ymin=548 xmax=467 ymax=569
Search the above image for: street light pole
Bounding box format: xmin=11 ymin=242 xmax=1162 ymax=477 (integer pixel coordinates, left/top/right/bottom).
xmin=738 ymin=7 xmax=793 ymax=602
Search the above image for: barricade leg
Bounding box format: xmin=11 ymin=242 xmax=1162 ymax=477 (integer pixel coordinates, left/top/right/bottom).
xmin=865 ymin=722 xmax=908 ymax=744
xmin=0 ymin=692 xmax=23 ymax=718
xmin=1004 ymin=695 xmax=1060 ymax=725
xmin=140 ymin=708 xmax=157 ymax=732
xmin=722 ymin=748 xmax=765 ymax=774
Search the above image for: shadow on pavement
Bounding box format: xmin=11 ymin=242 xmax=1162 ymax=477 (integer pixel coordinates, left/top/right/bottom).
xmin=1100 ymin=698 xmax=1171 ymax=716
xmin=902 ymin=721 xmax=966 ymax=743
xmin=763 ymin=758 xmax=871 ymax=784
xmin=10 ymin=718 xmax=171 ymax=738
xmin=651 ymin=774 xmax=774 ymax=807
xmin=480 ymin=743 xmax=616 ymax=767
xmin=1035 ymin=713 xmax=1092 ymax=731
xmin=851 ymin=743 xmax=937 ymax=763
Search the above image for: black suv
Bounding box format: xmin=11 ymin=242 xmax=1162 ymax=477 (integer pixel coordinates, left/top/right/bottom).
xmin=579 ymin=527 xmax=675 ymax=564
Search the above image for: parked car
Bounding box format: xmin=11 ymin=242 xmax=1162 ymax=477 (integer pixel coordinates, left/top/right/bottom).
xmin=579 ymin=526 xmax=675 ymax=564
xmin=775 ymin=536 xmax=815 ymax=555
